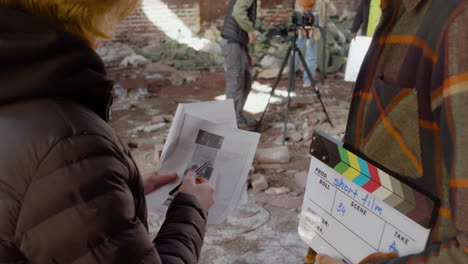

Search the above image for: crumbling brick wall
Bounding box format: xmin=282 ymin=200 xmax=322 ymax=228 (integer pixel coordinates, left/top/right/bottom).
xmin=111 ymin=0 xmax=360 ymax=46
xmin=112 ymin=0 xmax=200 ymax=45
xmin=260 ymin=0 xmax=295 ymax=26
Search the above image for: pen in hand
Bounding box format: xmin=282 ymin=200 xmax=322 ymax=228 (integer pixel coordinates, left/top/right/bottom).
xmin=169 ymin=161 xmax=210 ymax=196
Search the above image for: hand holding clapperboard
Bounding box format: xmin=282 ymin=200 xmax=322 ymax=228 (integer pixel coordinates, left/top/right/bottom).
xmin=298 ymin=132 xmax=438 ymax=264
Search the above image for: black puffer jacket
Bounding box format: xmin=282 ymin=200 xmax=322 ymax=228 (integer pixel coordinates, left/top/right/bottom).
xmin=0 ymin=6 xmax=206 ymax=264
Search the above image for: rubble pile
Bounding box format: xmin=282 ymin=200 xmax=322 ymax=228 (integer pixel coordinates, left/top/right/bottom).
xmin=97 ymin=42 xmax=136 ymax=68
xmin=317 ymin=11 xmax=356 ymax=74
xmin=136 ymin=38 xmax=222 ymax=71
xmin=107 ymin=64 xmax=352 ymax=263
xmin=99 ymin=10 xmax=355 ymax=80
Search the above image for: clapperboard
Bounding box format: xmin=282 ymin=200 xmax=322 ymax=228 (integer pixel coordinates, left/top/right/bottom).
xmin=298 ymin=132 xmax=438 ymax=264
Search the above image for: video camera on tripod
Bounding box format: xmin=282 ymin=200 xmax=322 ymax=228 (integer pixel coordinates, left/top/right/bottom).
xmin=267 ymin=11 xmax=319 ymax=40
xmin=257 ymin=10 xmax=333 ymax=144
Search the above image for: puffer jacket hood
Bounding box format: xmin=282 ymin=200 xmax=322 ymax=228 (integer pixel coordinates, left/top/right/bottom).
xmin=0 ymin=6 xmax=113 ymax=120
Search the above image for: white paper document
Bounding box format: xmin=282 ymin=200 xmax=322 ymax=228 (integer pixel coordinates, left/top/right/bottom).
xmin=146 ymin=100 xmax=260 ymax=224
xmin=344 ymin=36 xmax=372 ymax=82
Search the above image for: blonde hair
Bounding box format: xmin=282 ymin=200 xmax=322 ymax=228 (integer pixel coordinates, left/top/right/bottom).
xmin=0 ymin=0 xmax=139 ymax=46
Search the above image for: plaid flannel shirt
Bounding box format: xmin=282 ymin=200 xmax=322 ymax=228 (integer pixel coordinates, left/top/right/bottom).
xmin=344 ymin=0 xmax=468 ymax=263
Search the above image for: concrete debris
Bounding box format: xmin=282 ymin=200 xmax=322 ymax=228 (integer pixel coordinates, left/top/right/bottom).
xmin=249 ymin=166 xmax=256 ymax=175
xmin=271 ymin=122 xmax=295 ymax=130
xmin=289 ymin=131 xmax=303 ymax=142
xmin=144 ymin=62 xmax=180 ymax=77
xmin=169 ymin=75 xmax=185 ymax=86
xmin=267 ymin=47 xmax=278 ymax=54
xmin=97 ymin=42 xmax=134 ymax=68
xmin=113 ymin=83 xmax=127 ymax=101
xmin=297 ymin=108 xmax=317 ymax=119
xmin=138 ymin=88 xmax=149 ymax=97
xmin=120 ymin=54 xmax=151 ymax=68
xmin=136 ymin=38 xmax=221 ymax=71
xmin=294 ymin=171 xmax=309 ymax=191
xmin=255 ymin=146 xmax=291 ymax=164
xmin=255 ymin=163 xmax=286 ymax=170
xmin=131 ymin=123 xmax=167 ymax=134
xmin=146 ymin=73 xmax=165 ymax=80
xmin=285 ymin=170 xmax=299 ymax=175
xmin=198 ymin=42 xmax=222 ymax=55
xmin=269 ymin=195 xmax=304 ymax=209
xmin=265 ymin=187 xmax=291 ymax=195
xmin=184 ymin=75 xmax=197 ymax=83
xmin=327 ymin=22 xmax=347 ymax=44
xmin=203 ymin=26 xmax=222 ymax=43
xmin=260 ymin=55 xmax=279 ymax=69
xmin=257 ymin=68 xmax=283 ymax=79
xmin=250 ymin=174 xmax=269 ymax=193
xmin=152 ymin=116 xmax=165 ymax=124
xmin=144 ymin=123 xmax=168 ymax=133
xmin=162 ymin=115 xmax=174 ymax=123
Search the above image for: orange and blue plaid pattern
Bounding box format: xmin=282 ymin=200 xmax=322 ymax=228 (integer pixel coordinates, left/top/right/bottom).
xmin=343 ymin=0 xmax=468 ymax=263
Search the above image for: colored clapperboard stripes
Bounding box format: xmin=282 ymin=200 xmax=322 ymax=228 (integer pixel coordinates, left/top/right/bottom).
xmin=309 ymin=131 xmax=437 ymax=229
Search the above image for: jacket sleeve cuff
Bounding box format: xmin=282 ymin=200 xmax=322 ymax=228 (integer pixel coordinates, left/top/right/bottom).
xmin=358 ymin=252 xmax=398 ymax=264
xmin=169 ymin=192 xmax=207 ymax=220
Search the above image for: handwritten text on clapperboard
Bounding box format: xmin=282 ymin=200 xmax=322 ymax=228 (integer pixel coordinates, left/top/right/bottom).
xmin=299 ymin=158 xmax=430 ymax=264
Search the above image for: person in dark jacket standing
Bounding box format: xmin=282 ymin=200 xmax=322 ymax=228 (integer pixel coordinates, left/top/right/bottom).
xmin=221 ymin=0 xmax=258 ymax=128
xmin=349 ymin=0 xmax=382 ymax=40
xmin=0 ymin=1 xmax=214 ymax=263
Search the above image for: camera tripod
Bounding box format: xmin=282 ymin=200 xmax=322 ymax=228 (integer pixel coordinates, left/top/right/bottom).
xmin=256 ymin=26 xmax=334 ymax=145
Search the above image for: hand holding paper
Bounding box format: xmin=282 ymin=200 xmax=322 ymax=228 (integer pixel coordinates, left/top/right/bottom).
xmin=179 ymin=170 xmax=215 ymax=215
xmin=142 ymin=171 xmax=178 ymax=195
xmin=146 ymin=100 xmax=260 ymax=224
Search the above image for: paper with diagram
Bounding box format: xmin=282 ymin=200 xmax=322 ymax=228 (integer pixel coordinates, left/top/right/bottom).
xmin=298 ymin=132 xmax=437 ymax=264
xmin=146 ymin=100 xmax=260 ymax=224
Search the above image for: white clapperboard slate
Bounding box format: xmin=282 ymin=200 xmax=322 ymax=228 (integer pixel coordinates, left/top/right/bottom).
xmin=298 ymin=131 xmax=438 ymax=264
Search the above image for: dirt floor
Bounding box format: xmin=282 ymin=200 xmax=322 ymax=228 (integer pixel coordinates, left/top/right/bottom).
xmin=108 ymin=66 xmax=354 ymax=264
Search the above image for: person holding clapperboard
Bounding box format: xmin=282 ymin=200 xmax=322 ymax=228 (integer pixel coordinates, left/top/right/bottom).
xmin=309 ymin=0 xmax=467 ymax=263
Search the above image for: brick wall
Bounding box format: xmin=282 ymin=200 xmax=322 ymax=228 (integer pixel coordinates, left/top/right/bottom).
xmin=112 ymin=0 xmax=200 ymax=45
xmin=199 ymin=0 xmax=229 ymax=24
xmin=260 ymin=0 xmax=295 ymax=26
xmin=111 ymin=0 xmax=360 ymax=46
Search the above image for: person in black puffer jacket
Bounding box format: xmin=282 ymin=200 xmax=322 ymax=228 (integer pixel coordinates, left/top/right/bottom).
xmin=0 ymin=1 xmax=214 ymax=263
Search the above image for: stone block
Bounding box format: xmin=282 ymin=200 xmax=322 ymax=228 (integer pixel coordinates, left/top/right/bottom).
xmin=255 ymin=146 xmax=290 ymax=164
xmin=265 ymin=187 xmax=291 ymax=195
xmin=270 ymin=195 xmax=304 ymax=209
xmin=294 ymin=171 xmax=309 ymax=191
xmin=251 ymin=174 xmax=269 ymax=193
